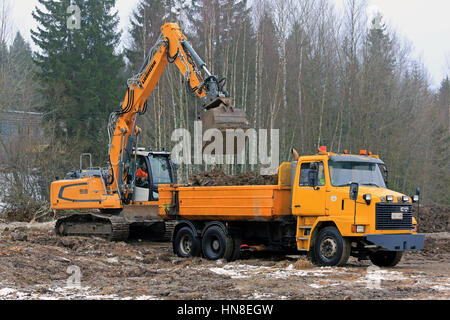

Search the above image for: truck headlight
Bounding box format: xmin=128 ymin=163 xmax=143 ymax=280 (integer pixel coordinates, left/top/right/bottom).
xmin=363 ymin=194 xmax=372 ymax=205
xmin=386 ymin=195 xmax=394 ymax=202
xmin=352 ymin=225 xmax=365 ymax=233
xmin=402 ymin=195 xmax=410 ymax=202
xmin=412 ymin=195 xmax=419 ymax=203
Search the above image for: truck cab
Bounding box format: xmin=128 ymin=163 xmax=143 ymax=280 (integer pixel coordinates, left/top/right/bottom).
xmin=291 ymin=147 xmax=424 ymax=266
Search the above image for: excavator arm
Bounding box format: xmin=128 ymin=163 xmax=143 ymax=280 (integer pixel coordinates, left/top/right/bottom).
xmin=108 ymin=23 xmax=247 ymax=196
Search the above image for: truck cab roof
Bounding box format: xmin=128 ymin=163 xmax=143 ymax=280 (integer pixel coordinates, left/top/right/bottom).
xmin=297 ymin=152 xmax=383 ymax=165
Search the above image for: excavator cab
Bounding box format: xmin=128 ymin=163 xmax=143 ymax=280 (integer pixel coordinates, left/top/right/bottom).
xmin=126 ymin=148 xmax=176 ymax=203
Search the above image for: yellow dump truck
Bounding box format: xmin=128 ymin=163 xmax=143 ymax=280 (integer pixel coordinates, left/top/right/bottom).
xmin=52 ymin=146 xmax=424 ymax=267
xmin=159 ymin=147 xmax=424 ymax=267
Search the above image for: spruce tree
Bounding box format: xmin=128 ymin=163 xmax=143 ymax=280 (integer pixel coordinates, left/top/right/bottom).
xmin=31 ymin=0 xmax=124 ymax=158
xmin=7 ymin=32 xmax=36 ymax=110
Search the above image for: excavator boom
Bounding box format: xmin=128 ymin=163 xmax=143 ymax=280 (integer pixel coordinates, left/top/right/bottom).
xmin=109 ymin=22 xmax=248 ymax=194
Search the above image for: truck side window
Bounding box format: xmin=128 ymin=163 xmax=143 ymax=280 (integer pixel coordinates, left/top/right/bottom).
xmin=299 ymin=162 xmax=325 ymax=187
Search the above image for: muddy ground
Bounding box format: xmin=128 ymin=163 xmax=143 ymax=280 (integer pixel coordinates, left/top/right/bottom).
xmin=0 ymin=221 xmax=448 ymax=300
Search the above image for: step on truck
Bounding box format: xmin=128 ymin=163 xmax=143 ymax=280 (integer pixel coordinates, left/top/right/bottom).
xmin=161 ymin=147 xmax=424 ymax=267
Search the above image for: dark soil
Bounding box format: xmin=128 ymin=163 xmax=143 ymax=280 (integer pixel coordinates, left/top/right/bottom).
xmin=188 ymin=167 xmax=278 ymax=186
xmin=413 ymin=205 xmax=449 ymax=233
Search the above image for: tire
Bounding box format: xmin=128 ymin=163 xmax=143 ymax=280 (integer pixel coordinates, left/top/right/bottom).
xmin=311 ymin=226 xmax=350 ymax=267
xmin=369 ymin=251 xmax=403 ymax=267
xmin=173 ymin=226 xmax=201 ymax=258
xmin=202 ymin=225 xmax=233 ymax=261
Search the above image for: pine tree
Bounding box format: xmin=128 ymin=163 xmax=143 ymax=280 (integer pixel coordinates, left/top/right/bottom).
xmin=364 ymin=14 xmax=396 ymax=87
xmin=7 ymin=32 xmax=39 ymax=110
xmin=9 ymin=32 xmax=33 ymax=72
xmin=31 ymin=0 xmax=124 ymax=158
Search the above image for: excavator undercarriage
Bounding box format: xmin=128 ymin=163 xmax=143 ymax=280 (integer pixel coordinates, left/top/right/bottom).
xmin=55 ymin=211 xmax=176 ymax=242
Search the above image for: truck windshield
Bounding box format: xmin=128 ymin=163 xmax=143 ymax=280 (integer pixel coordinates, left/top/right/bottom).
xmin=148 ymin=156 xmax=172 ymax=185
xmin=328 ymin=161 xmax=386 ymax=188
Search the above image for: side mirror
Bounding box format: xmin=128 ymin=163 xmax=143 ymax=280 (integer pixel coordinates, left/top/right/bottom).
xmin=416 ymin=187 xmax=420 ymax=196
xmin=382 ymin=165 xmax=388 ymax=184
xmin=349 ymin=182 xmax=359 ymax=200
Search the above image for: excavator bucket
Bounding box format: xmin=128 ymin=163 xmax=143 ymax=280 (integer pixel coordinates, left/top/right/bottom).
xmin=201 ymin=98 xmax=250 ymax=154
xmin=201 ymin=98 xmax=249 ymax=132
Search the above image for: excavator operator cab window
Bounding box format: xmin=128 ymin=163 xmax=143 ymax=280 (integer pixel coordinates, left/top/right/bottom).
xmin=147 ymin=155 xmax=172 ymax=201
xmin=136 ymin=157 xmax=150 ymax=188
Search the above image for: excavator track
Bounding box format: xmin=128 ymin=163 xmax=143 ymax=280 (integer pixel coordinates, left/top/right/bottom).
xmin=55 ymin=213 xmax=130 ymax=242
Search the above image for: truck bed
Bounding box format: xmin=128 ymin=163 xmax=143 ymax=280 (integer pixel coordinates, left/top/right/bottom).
xmin=159 ymin=184 xmax=292 ymax=221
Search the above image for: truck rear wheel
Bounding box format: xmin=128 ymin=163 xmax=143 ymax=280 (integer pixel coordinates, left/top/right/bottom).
xmin=202 ymin=226 xmax=233 ymax=261
xmin=369 ymin=251 xmax=403 ymax=267
xmin=311 ymin=226 xmax=350 ymax=267
xmin=173 ymin=226 xmax=201 ymax=258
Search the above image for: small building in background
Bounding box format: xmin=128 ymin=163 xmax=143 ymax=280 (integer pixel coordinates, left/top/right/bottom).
xmin=0 ymin=110 xmax=46 ymax=166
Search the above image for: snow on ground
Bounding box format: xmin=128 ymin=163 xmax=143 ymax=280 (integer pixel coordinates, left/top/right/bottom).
xmin=0 ymin=285 xmax=160 ymax=300
xmin=207 ymin=263 xmax=348 ymax=280
xmin=206 ymin=262 xmax=450 ymax=296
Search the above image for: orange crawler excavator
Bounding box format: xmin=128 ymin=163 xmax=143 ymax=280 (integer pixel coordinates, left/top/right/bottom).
xmin=50 ymin=23 xmax=248 ymax=240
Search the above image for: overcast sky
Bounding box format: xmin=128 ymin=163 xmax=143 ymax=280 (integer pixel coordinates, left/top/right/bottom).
xmin=7 ymin=0 xmax=450 ymax=89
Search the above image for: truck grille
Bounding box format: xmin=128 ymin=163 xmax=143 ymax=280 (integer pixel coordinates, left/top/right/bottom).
xmin=375 ymin=203 xmax=413 ymax=230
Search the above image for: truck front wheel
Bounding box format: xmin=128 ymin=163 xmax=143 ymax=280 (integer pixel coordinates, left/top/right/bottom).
xmin=311 ymin=226 xmax=350 ymax=267
xmin=202 ymin=226 xmax=233 ymax=260
xmin=173 ymin=226 xmax=201 ymax=258
xmin=369 ymin=251 xmax=403 ymax=267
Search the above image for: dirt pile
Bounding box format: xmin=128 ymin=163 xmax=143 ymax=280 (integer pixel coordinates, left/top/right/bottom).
xmin=413 ymin=205 xmax=449 ymax=233
xmin=419 ymin=233 xmax=450 ymax=256
xmin=188 ymin=167 xmax=278 ymax=186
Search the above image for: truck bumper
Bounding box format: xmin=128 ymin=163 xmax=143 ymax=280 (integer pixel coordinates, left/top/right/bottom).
xmin=365 ymin=234 xmax=425 ymax=251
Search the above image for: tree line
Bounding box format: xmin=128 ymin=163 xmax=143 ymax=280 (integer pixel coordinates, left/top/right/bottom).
xmin=0 ymin=0 xmax=448 ymax=206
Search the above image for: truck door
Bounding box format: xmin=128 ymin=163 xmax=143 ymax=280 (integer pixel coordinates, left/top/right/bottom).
xmin=292 ymin=161 xmax=327 ymax=216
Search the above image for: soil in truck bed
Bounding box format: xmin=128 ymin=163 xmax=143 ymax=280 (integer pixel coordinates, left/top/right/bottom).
xmin=188 ymin=167 xmax=278 ymax=186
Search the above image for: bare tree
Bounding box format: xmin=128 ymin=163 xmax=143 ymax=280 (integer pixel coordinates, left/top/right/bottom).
xmin=0 ymin=0 xmax=13 ymax=44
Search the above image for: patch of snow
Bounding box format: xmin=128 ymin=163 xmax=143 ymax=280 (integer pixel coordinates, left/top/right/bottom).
xmin=207 ymin=264 xmax=349 ymax=280
xmin=106 ymin=257 xmax=119 ymax=264
xmin=0 ymin=288 xmax=16 ymax=297
xmin=252 ymin=291 xmax=273 ymax=299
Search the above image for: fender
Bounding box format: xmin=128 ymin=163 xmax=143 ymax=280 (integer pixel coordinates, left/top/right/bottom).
xmin=201 ymin=221 xmax=230 ymax=237
xmin=173 ymin=219 xmax=202 ymax=239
